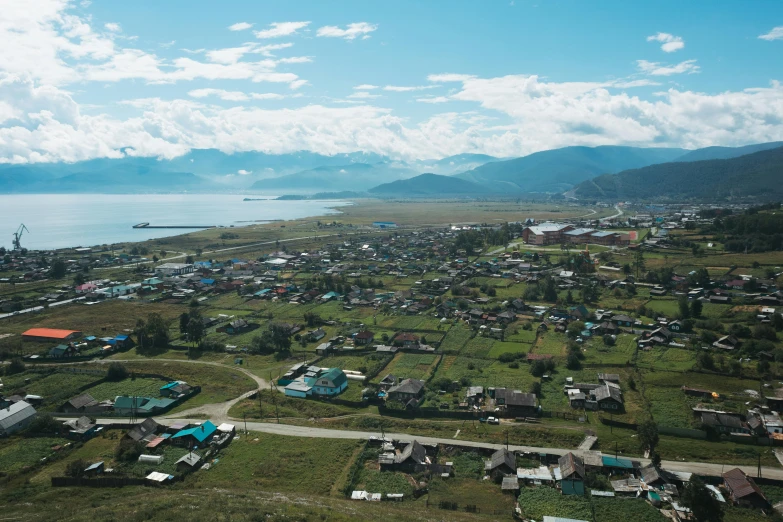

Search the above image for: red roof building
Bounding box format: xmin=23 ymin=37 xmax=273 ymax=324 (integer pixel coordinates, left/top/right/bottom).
xmin=22 ymin=328 xmax=82 ymax=342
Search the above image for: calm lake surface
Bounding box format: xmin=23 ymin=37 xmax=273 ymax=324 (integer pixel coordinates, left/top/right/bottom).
xmin=1 ymin=194 xmax=349 ymax=250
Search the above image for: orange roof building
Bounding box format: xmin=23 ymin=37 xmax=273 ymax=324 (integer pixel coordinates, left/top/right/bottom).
xmin=22 ymin=328 xmax=82 ymax=342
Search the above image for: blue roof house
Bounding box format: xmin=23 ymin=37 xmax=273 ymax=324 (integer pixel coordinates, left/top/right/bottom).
xmin=312 ymin=368 xmax=348 ymax=397
xmin=171 ymin=420 xmax=218 ymax=446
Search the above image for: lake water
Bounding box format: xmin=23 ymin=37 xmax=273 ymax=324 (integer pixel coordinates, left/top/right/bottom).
xmin=0 ymin=194 xmax=349 ymax=250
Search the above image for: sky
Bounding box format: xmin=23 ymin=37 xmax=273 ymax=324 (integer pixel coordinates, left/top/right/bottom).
xmin=1 ymin=0 xmax=783 ymax=164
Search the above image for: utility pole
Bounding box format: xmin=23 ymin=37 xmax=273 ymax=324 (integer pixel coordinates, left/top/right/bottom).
xmin=244 ymin=412 xmax=248 ymax=434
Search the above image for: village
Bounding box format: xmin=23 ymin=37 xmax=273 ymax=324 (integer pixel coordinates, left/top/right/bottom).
xmin=2 ymin=201 xmax=783 ymax=521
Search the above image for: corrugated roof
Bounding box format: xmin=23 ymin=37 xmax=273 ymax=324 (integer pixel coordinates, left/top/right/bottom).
xmin=0 ymin=401 xmax=37 ymax=431
xmin=22 ymin=328 xmax=80 ymax=339
xmin=723 ymin=468 xmax=766 ymax=501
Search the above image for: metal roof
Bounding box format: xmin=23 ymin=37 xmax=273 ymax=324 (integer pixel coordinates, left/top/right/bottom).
xmin=0 ymin=401 xmax=37 ymax=432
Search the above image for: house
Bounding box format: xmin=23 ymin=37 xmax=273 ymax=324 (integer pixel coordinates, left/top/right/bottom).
xmin=701 ymin=413 xmax=749 ymax=434
xmin=494 ymin=388 xmax=538 ymax=416
xmin=171 ymin=421 xmax=218 ymax=447
xmin=63 ymin=416 xmax=97 ymax=439
xmin=307 ymin=329 xmax=326 ymax=342
xmin=113 ymin=396 xmax=176 ymax=416
xmin=217 ymin=319 xmax=251 ymax=335
xmin=568 ymin=305 xmax=590 ymax=321
xmin=611 ymin=315 xmax=634 ymax=327
xmin=668 ymin=320 xmax=684 ymax=332
xmin=386 ymin=378 xmax=425 ymax=406
xmin=84 ymin=461 xmax=105 ymax=477
xmin=312 ymin=368 xmax=348 ymax=396
xmin=392 ymin=332 xmax=420 ymax=347
xmin=641 ymin=464 xmax=665 ymax=487
xmin=354 ymin=331 xmax=375 ymax=345
xmin=713 ymin=335 xmax=741 ymax=350
xmin=390 ymin=440 xmax=428 ymax=472
xmin=485 ymin=448 xmax=516 ymax=480
xmin=160 ymin=381 xmax=193 ymax=398
xmin=154 ymin=263 xmax=194 ymax=276
xmin=176 ymin=452 xmax=202 ymax=472
xmin=62 ymin=393 xmax=95 ymax=414
xmin=22 ymin=328 xmax=82 ymax=343
xmin=0 ymin=400 xmax=37 ymax=436
xmin=126 ymin=418 xmax=161 ymax=443
xmin=378 ymin=374 xmax=398 ymax=392
xmin=594 ymin=383 xmax=624 ymax=411
xmin=49 ymin=344 xmax=78 ymax=358
xmin=722 ymin=468 xmax=769 ymax=508
xmin=558 ymin=452 xmax=585 ymax=495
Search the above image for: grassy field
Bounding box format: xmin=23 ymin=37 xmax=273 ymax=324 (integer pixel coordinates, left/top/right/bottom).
xmin=518 ymin=487 xmax=666 ymax=522
xmin=0 ymin=436 xmax=69 ymax=475
xmin=108 ymin=360 xmax=257 ymax=411
xmin=375 ymin=352 xmax=440 ymax=382
xmin=188 ymin=431 xmax=362 ymax=496
xmin=427 ymin=476 xmax=515 ymax=515
xmin=229 ymin=390 xmax=363 ymax=420
xmin=85 ymin=377 xmax=168 ymax=401
xmin=1 ymin=370 xmax=102 ymax=410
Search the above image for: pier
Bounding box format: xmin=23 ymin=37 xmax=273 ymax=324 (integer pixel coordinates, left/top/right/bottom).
xmin=133 ymin=223 xmax=215 ymax=229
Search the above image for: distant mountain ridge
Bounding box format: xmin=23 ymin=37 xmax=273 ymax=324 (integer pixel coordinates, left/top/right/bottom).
xmin=572 ymin=145 xmax=783 ymax=201
xmin=454 ymin=146 xmax=688 ymax=193
xmin=368 ymin=173 xmax=496 ymax=196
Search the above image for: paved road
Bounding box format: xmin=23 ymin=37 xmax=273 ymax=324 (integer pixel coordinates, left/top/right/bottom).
xmin=600 ymin=205 xmax=624 ymax=223
xmin=95 ymin=416 xmax=782 ymax=480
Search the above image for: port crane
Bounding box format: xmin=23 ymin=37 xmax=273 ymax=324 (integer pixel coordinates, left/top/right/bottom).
xmin=12 ymin=224 xmax=29 ymax=250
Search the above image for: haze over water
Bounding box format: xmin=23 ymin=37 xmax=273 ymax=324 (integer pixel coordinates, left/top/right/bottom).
xmin=1 ymin=194 xmax=349 ymax=250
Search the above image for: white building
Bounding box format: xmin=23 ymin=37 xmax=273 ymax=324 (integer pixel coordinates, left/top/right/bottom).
xmin=154 ymin=263 xmax=194 ymax=276
xmin=0 ymin=401 xmax=37 ymax=436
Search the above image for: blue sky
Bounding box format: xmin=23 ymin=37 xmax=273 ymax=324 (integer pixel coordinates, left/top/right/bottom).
xmin=1 ymin=0 xmax=782 ymax=163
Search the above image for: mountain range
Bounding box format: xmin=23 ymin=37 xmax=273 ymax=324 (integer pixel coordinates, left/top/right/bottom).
xmin=0 ymin=142 xmax=781 ymax=198
xmin=572 ymin=145 xmax=783 ymax=201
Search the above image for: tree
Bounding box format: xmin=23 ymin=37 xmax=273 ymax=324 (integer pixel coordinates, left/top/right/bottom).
xmin=107 ymin=363 xmax=129 ymax=381
xmin=185 ymin=255 xmax=194 ymax=264
xmin=690 ymin=299 xmax=703 ymax=319
xmin=753 ymin=324 xmax=778 ymax=342
xmin=73 ymin=272 xmax=86 ymax=286
xmin=187 ymin=317 xmax=205 ymax=347
xmin=65 ymin=458 xmax=88 ymax=477
xmin=566 ymin=352 xmax=582 ymax=370
xmin=566 ymin=321 xmax=585 ymax=339
xmin=758 ymin=359 xmax=771 ymax=376
xmin=179 ymin=312 xmax=190 ymax=334
xmin=530 ymin=360 xmax=547 ymax=377
xmin=134 ymin=318 xmax=146 ymax=350
xmin=603 ymin=334 xmax=615 ymax=346
xmin=678 ymin=296 xmax=690 ymax=319
xmin=7 ymin=358 xmax=25 ymax=375
xmin=681 ymin=477 xmax=723 ymax=522
xmin=50 ymin=258 xmax=67 ymax=279
xmin=145 ymin=313 xmax=169 ymax=348
xmin=530 ymin=381 xmax=542 ymax=397
xmin=637 ymin=419 xmax=660 ymax=455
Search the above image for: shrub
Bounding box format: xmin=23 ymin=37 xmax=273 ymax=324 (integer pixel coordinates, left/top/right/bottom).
xmin=65 ymin=459 xmax=88 ymax=477
xmin=106 ymin=363 xmax=129 ymax=381
xmin=6 ymin=358 xmax=25 ymax=375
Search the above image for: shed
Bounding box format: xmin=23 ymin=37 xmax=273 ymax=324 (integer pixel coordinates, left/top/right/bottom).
xmin=0 ymin=400 xmax=37 ymax=436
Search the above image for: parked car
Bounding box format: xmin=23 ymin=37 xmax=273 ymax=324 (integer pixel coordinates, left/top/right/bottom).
xmin=487 ymin=416 xmax=500 ymax=425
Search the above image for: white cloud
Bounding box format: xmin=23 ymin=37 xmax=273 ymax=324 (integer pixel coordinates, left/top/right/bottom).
xmin=252 ymin=43 xmax=294 ymax=57
xmin=160 ymin=40 xmax=176 ymax=49
xmin=637 ymin=59 xmax=700 ymax=76
xmin=277 ymin=56 xmax=312 ymax=64
xmin=289 ymin=79 xmax=308 ymax=90
xmin=383 ymin=85 xmax=440 ymax=92
xmin=759 ymin=26 xmax=783 ymax=41
xmin=427 ymin=73 xmax=477 ymax=83
xmin=347 ymin=91 xmax=381 ymax=99
xmin=354 ymin=84 xmax=378 ymax=90
xmin=646 ymin=32 xmax=684 ymax=52
xmin=5 ymin=72 xmax=783 ymax=164
xmin=104 ymin=22 xmax=121 ymax=33
xmin=186 ymin=89 xmax=286 ymax=101
xmin=237 ymin=169 xmax=252 ymax=174
xmin=228 ymin=22 xmax=253 ymax=32
xmin=254 ymin=21 xmax=310 ymax=39
xmin=416 ymin=96 xmax=450 ymax=104
xmin=316 ymin=22 xmax=377 ymax=41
